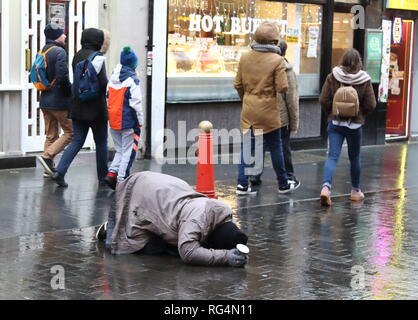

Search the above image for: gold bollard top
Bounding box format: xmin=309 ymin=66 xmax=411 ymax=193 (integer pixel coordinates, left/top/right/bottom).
xmin=199 ymin=121 xmax=213 ymax=133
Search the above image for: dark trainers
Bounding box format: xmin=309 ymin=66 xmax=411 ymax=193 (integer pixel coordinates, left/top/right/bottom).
xmin=38 ymin=156 xmax=55 ymax=176
xmin=52 ymin=172 xmax=68 ymax=188
xmin=236 ymin=185 xmax=257 ymax=196
xmin=279 ymin=180 xmax=301 ymax=194
xmin=288 ymin=176 xmax=300 ymax=186
xmin=104 ymin=173 xmax=117 ymax=191
xmin=250 ymin=178 xmax=263 ymax=186
xmin=96 ymin=222 xmax=108 ymax=242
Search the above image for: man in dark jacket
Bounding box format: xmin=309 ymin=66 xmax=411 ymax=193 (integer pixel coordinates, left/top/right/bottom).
xmin=52 ymin=28 xmax=110 ymax=187
xmin=37 ymin=24 xmax=73 ymax=178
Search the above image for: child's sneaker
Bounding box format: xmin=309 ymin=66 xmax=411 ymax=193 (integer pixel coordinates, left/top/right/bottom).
xmin=104 ymin=172 xmax=117 ymax=190
xmin=320 ymin=186 xmax=332 ymax=206
xmin=351 ymin=190 xmax=365 ymax=202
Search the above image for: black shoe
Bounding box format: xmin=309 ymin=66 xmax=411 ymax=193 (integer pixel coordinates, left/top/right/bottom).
xmin=52 ymin=172 xmax=68 ymax=188
xmin=98 ymin=180 xmax=108 ymax=187
xmin=236 ymin=185 xmax=257 ymax=196
xmin=278 ymin=180 xmax=301 ymax=194
xmin=288 ymin=176 xmax=300 ymax=186
xmin=104 ymin=175 xmax=117 ymax=191
xmin=250 ymin=178 xmax=262 ymax=186
xmin=96 ymin=222 xmax=108 ymax=242
xmin=38 ymin=156 xmax=55 ymax=176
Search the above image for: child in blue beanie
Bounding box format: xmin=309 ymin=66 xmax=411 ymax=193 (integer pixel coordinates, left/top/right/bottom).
xmin=104 ymin=47 xmax=143 ymax=190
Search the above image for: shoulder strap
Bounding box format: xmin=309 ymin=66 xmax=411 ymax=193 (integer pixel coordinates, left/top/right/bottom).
xmin=41 ymin=46 xmax=58 ymax=55
xmin=87 ymin=51 xmax=102 ymax=62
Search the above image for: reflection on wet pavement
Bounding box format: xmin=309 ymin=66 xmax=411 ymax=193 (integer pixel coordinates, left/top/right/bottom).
xmin=0 ymin=143 xmax=417 ymax=300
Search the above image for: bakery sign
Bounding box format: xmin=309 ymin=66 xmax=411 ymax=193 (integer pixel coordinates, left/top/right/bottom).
xmin=188 ymin=14 xmax=288 ymax=36
xmin=392 ymin=16 xmax=403 ymax=44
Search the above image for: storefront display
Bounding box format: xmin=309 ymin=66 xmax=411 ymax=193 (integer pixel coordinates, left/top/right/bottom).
xmin=379 ymin=20 xmax=392 ymax=103
xmin=386 ymin=20 xmax=414 ymax=136
xmin=167 ymin=0 xmax=323 ymax=103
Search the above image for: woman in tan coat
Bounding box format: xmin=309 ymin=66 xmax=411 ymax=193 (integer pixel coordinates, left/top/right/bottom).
xmin=234 ymin=22 xmax=299 ymax=195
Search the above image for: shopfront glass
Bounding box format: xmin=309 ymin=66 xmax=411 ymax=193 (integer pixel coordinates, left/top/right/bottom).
xmin=167 ymin=0 xmax=323 ymax=103
xmin=331 ymin=12 xmax=354 ymax=69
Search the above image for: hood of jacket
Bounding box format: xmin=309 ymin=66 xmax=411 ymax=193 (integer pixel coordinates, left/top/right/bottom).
xmin=254 ymin=22 xmax=279 ymax=44
xmin=109 ymin=64 xmax=136 ymax=86
xmin=81 ymin=28 xmax=104 ymax=51
xmin=333 ymin=66 xmax=371 ymax=85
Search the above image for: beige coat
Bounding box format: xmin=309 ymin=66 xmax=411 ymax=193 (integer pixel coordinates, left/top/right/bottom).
xmin=234 ymin=50 xmax=288 ymax=134
xmin=110 ymin=172 xmax=233 ymax=266
xmin=278 ymin=60 xmax=299 ymax=132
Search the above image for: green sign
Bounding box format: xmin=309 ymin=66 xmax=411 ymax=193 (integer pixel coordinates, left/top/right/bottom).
xmin=365 ymin=30 xmax=383 ymax=84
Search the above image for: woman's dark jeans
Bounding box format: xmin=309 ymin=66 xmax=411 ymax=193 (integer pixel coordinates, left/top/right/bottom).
xmin=56 ymin=119 xmax=108 ymax=181
xmin=238 ymin=128 xmax=288 ymax=188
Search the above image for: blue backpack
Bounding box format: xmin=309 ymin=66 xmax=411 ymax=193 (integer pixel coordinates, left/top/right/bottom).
xmin=30 ymin=46 xmax=57 ymax=91
xmin=73 ymin=51 xmax=101 ymax=101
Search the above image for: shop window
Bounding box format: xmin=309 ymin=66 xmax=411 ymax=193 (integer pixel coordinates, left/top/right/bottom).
xmin=167 ymin=0 xmax=323 ymax=103
xmin=332 ymin=12 xmax=354 ymax=69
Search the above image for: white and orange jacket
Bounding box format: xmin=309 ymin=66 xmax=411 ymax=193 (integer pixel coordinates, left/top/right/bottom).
xmin=107 ymin=64 xmax=143 ymax=131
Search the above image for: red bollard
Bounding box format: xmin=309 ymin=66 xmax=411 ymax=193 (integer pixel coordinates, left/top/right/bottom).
xmin=196 ymin=121 xmax=217 ymax=199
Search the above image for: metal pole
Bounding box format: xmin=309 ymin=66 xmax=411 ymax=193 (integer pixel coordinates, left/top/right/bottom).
xmin=145 ymin=0 xmax=155 ymax=159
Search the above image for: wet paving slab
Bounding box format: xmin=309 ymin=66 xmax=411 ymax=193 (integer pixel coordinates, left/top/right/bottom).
xmin=1 ymin=187 xmax=418 ymax=300
xmin=0 ymin=142 xmax=418 ymax=299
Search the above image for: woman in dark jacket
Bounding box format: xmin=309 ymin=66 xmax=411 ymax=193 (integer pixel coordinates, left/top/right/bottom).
xmin=52 ymin=28 xmax=111 ymax=187
xmin=319 ymin=49 xmax=377 ymax=206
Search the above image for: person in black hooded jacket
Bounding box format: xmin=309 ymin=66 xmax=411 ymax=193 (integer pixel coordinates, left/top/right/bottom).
xmin=52 ymin=28 xmax=111 ymax=187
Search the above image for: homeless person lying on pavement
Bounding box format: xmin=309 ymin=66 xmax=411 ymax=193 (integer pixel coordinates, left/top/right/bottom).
xmin=96 ymin=171 xmax=249 ymax=268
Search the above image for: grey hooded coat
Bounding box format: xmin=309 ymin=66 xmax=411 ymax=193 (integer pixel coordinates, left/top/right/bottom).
xmin=110 ymin=172 xmax=233 ymax=266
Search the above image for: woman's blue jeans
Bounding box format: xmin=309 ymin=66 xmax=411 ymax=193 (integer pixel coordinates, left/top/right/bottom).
xmin=323 ymin=123 xmax=363 ymax=190
xmin=56 ymin=119 xmax=109 ymax=181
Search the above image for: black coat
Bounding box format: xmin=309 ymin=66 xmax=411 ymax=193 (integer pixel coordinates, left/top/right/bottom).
xmin=70 ymin=28 xmax=108 ymax=122
xmin=39 ymin=40 xmax=72 ymax=110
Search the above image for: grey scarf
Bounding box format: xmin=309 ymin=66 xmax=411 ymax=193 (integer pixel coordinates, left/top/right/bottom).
xmin=250 ymin=42 xmax=281 ymax=55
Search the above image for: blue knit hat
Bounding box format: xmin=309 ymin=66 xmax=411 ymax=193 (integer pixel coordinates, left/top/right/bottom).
xmin=120 ymin=46 xmax=138 ymax=70
xmin=44 ymin=23 xmax=64 ymax=40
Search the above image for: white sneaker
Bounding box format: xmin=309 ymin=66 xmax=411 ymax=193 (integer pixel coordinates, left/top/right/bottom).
xmin=236 ymin=185 xmax=258 ymax=196
xmin=278 ymin=180 xmax=301 ymax=194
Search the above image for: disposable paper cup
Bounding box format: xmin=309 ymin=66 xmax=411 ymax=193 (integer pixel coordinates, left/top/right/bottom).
xmin=237 ymin=244 xmax=250 ymax=255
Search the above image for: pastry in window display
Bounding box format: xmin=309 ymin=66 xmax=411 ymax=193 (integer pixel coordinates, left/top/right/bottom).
xmin=196 ymin=47 xmax=226 ymax=74
xmin=167 ymin=48 xmax=194 ymax=74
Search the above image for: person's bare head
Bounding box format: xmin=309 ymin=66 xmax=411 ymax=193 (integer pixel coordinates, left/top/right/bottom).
xmin=340 ymin=48 xmax=363 ymax=74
